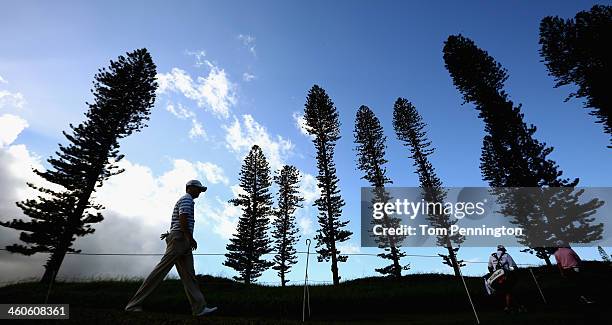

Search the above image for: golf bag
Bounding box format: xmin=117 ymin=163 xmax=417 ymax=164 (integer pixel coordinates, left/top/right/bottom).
xmin=484 ymin=252 xmax=512 ymax=294
xmin=486 ymin=268 xmax=507 ymax=290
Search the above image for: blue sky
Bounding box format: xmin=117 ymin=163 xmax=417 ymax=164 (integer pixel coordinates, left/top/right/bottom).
xmin=1 ymin=1 xmax=610 ymax=284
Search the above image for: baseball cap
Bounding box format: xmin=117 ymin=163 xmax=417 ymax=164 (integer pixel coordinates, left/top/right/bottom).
xmin=186 ymin=179 xmax=207 ymax=192
xmin=497 ymin=244 xmax=506 ymax=251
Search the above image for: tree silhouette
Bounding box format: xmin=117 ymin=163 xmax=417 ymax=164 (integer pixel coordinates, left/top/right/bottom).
xmin=224 ymin=145 xmax=274 ymax=284
xmin=539 ymin=5 xmax=612 ymax=148
xmin=443 ymin=34 xmax=603 ymax=265
xmin=392 ymin=98 xmax=465 ymax=276
xmin=303 ymin=85 xmax=352 ymax=285
xmin=354 ymin=105 xmax=407 ymax=277
xmin=597 ymin=246 xmax=612 ymax=263
xmin=597 ymin=245 xmax=611 ymax=263
xmin=272 ymin=165 xmax=303 ymax=287
xmin=0 ymin=49 xmax=157 ymax=284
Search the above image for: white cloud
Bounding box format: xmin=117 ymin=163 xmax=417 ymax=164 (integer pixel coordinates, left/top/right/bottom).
xmin=298 ymin=215 xmax=314 ymax=236
xmin=224 ymin=114 xmax=294 ymax=172
xmin=157 ymin=66 xmax=236 ymax=119
xmin=230 ymin=183 xmax=247 ymax=198
xmin=204 ymin=198 xmax=241 ymax=239
xmin=238 ymin=34 xmax=256 ymax=56
xmin=294 ymin=173 xmax=319 ymax=238
xmin=185 ymin=50 xmax=207 ymax=67
xmin=292 ymin=112 xmax=313 ymax=139
xmin=166 ymin=102 xmax=193 ymax=119
xmin=0 ymin=75 xmax=7 ymax=84
xmin=95 ymin=159 xmax=196 ymax=226
xmin=0 ymin=114 xmax=29 ymax=147
xmin=337 ymin=242 xmax=361 ymax=254
xmin=242 ymin=72 xmax=256 ymax=82
xmin=189 ymin=119 xmax=205 ymax=139
xmin=299 ymin=173 xmax=320 ymax=204
xmin=0 ymin=90 xmax=26 ymax=110
xmin=196 ymin=162 xmax=229 ymax=185
xmin=94 ymin=157 xmax=232 ymax=240
xmin=165 ymin=102 xmax=206 ymax=139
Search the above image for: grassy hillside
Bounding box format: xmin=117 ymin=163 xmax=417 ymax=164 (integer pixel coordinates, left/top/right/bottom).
xmin=1 ymin=261 xmax=609 ymax=324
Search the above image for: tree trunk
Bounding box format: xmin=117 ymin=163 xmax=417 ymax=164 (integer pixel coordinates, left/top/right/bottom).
xmin=40 ymin=268 xmax=54 ymax=284
xmin=41 ymin=150 xmax=107 ymax=284
xmin=40 ymin=260 xmax=60 ymax=284
xmin=379 ymin=188 xmax=402 ymax=279
xmin=321 ymin=143 xmax=340 ymax=286
xmin=330 ymin=229 xmax=339 ymax=285
xmin=392 ymin=247 xmax=401 ymax=278
xmin=446 ymin=245 xmax=461 ymax=277
xmin=542 ymin=251 xmax=552 ymax=266
xmin=40 ymin=248 xmax=68 ymax=284
xmin=390 ymin=242 xmax=402 ymax=278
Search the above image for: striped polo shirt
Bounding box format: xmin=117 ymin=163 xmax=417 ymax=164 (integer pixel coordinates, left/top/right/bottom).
xmin=170 ymin=193 xmax=195 ymax=233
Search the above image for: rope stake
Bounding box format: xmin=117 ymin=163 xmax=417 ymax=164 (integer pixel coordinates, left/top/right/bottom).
xmin=458 ymin=265 xmax=480 ymax=324
xmin=302 ymin=239 xmax=311 ymax=322
xmin=529 ymin=268 xmax=547 ymax=304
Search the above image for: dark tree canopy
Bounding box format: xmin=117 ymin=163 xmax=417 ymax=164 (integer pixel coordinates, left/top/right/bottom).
xmin=0 ymin=48 xmax=158 ymax=283
xmin=392 ymin=98 xmax=464 ymax=276
xmin=443 ymin=35 xmax=603 ymax=264
xmin=354 ymin=105 xmax=407 ymax=277
xmin=303 ymin=84 xmax=352 ymax=285
xmin=443 ymin=35 xmax=573 ymax=188
xmin=224 ymin=145 xmax=274 ymax=284
xmin=354 ymin=105 xmax=391 ymax=187
xmin=539 ymin=5 xmax=612 ymax=148
xmin=271 ymin=165 xmax=303 ymax=287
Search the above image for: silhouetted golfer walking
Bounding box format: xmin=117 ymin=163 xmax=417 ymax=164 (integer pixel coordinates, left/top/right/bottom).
xmin=125 ymin=180 xmax=217 ymax=316
xmin=553 ymin=240 xmax=595 ymax=304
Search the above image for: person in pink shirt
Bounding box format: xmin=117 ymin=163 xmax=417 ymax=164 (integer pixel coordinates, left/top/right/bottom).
xmin=553 ymin=246 xmax=581 ymax=272
xmin=553 ymin=240 xmax=594 ymax=304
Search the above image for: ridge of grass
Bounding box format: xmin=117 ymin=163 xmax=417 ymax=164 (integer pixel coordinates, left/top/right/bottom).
xmin=1 ymin=261 xmax=609 ymax=324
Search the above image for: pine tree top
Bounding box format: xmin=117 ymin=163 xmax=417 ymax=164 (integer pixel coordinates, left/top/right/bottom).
xmin=443 ymin=35 xmax=577 ymax=188
xmin=304 ymin=85 xmax=341 ymax=141
xmin=539 ymin=5 xmax=612 ymax=93
xmin=443 ymin=34 xmax=509 ymax=106
xmin=354 ymin=105 xmax=391 ymax=187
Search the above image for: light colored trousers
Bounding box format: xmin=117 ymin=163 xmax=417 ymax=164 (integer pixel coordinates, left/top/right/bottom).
xmin=125 ymin=231 xmax=206 ymax=314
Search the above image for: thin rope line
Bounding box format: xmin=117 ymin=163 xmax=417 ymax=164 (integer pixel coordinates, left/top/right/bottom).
xmin=0 ymin=248 xmax=462 ymax=257
xmin=0 ymin=248 xmax=543 ymax=266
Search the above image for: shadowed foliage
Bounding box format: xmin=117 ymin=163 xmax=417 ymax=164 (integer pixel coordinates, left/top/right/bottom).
xmin=539 ymin=5 xmax=612 ymax=148
xmin=443 ymin=35 xmax=603 ymax=265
